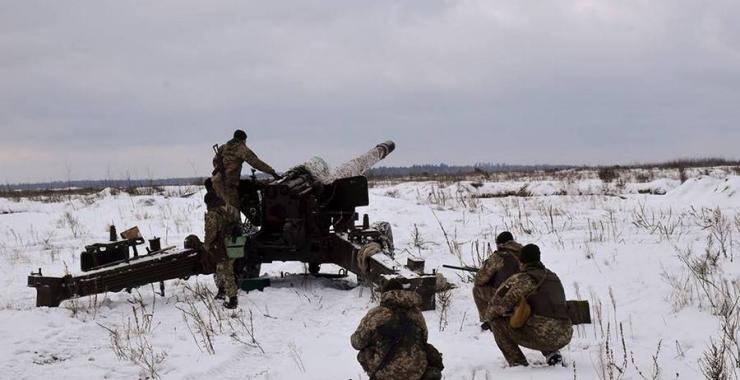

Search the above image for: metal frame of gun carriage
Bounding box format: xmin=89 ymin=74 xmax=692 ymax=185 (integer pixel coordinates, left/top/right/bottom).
xmin=27 ymin=141 xmax=439 ymax=310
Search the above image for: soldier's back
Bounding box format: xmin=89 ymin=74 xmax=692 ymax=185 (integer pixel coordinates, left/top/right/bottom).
xmin=353 ymin=290 xmax=429 ymax=380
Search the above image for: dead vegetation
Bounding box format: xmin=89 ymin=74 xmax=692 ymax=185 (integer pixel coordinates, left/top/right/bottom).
xmin=436 ymin=287 xmax=452 ymax=332
xmin=176 ymin=281 xmax=264 ymax=355
xmin=98 ymin=293 xmax=167 ymax=379
xmin=631 ymin=203 xmax=686 ymax=242
xmin=475 ymin=185 xmax=533 ymax=199
xmin=670 ymin=226 xmax=740 ymax=380
xmin=0 ymin=188 xmax=101 ymax=202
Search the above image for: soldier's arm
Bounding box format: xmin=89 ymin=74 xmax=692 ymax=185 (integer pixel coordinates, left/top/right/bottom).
xmin=485 ymin=274 xmax=538 ymax=320
xmin=473 ymin=254 xmax=504 ymax=287
xmin=237 ymin=143 xmax=277 ymax=175
xmin=351 ymin=307 xmax=392 ymax=350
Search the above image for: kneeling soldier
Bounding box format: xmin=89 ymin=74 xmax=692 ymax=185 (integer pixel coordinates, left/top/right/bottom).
xmin=204 ymin=192 xmax=240 ymax=309
xmin=351 ymin=279 xmax=443 ymax=380
xmin=473 ymin=231 xmax=522 ymax=330
xmin=484 ymin=244 xmax=573 ymax=366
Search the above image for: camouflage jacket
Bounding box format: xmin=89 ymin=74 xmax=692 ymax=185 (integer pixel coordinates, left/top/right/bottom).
xmin=204 ymin=205 xmax=238 ymax=266
xmin=484 ymin=267 xmax=538 ymax=321
xmin=214 ymin=138 xmax=276 ymax=186
xmin=473 ymin=241 xmax=522 ymax=287
xmin=351 ymin=290 xmax=429 ymax=380
xmin=484 ymin=262 xmax=568 ymax=321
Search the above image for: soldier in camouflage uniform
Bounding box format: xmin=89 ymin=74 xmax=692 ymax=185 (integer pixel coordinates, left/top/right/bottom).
xmin=211 ymin=130 xmax=280 ymax=213
xmin=204 ymin=192 xmax=240 ymax=309
xmin=351 ymin=279 xmax=442 ymax=380
xmin=473 ymin=231 xmax=522 ymax=329
xmin=484 ymin=244 xmax=573 ymax=367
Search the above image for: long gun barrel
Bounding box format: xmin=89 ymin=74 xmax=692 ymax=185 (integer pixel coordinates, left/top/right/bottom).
xmin=332 ymin=141 xmax=395 ymax=179
xmin=442 ymin=264 xmax=479 ymax=272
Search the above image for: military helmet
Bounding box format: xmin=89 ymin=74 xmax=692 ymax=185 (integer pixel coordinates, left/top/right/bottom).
xmin=381 ymin=278 xmax=405 ymax=293
xmin=495 ymin=231 xmax=514 ymax=245
xmin=234 ymin=129 xmax=247 ymax=141
xmin=519 ymin=244 xmax=541 ymax=264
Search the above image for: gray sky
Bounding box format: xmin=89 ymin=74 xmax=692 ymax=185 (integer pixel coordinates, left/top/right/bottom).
xmin=1 ymin=0 xmax=739 ymax=183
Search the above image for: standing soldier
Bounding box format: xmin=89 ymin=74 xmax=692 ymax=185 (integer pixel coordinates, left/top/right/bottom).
xmin=351 ymin=279 xmax=443 ymax=380
xmin=211 ymin=130 xmax=280 ymax=212
xmin=473 ymin=232 xmax=522 ymax=330
xmin=204 ymin=192 xmax=240 ymax=309
xmin=484 ymin=244 xmax=573 ymax=367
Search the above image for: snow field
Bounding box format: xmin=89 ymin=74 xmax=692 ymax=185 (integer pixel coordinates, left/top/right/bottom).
xmin=0 ymin=171 xmax=738 ymax=379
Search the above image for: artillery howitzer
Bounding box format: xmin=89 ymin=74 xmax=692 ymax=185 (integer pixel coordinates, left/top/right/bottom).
xmin=28 ymin=141 xmax=439 ymax=310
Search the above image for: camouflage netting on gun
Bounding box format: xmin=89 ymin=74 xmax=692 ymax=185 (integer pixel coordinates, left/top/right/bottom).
xmin=356 ymin=242 xmax=382 ymax=279
xmin=301 ymin=157 xmax=334 ymax=184
xmin=332 ymin=142 xmax=392 ymax=181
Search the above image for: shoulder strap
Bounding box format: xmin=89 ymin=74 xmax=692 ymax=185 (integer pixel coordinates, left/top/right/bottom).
xmin=525 ymin=271 xmax=547 ymax=297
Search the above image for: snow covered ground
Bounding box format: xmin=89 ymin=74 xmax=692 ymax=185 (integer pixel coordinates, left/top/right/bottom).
xmin=1 ymin=169 xmax=739 ymax=379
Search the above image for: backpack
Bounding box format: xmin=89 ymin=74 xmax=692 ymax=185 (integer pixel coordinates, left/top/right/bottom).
xmin=369 ymin=311 xmax=419 ymax=380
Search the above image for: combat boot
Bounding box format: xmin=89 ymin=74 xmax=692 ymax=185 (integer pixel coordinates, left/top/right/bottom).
xmin=215 ymin=288 xmax=226 ymax=300
xmin=546 ymin=352 xmax=562 ymax=366
xmin=223 ymin=296 xmax=238 ymax=309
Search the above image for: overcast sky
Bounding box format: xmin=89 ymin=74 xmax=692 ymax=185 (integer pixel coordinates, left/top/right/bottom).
xmin=1 ymin=0 xmax=739 ymax=183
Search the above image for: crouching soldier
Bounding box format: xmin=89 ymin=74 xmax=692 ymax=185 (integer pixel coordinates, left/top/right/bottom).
xmin=473 ymin=231 xmax=522 ymax=330
xmin=484 ymin=244 xmax=573 ymax=367
xmin=204 ymin=192 xmax=240 ymax=309
xmin=351 ymin=279 xmax=444 ymax=380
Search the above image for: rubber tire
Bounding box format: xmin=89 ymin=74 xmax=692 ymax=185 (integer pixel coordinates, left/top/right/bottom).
xmin=244 ymin=262 xmax=262 ymax=279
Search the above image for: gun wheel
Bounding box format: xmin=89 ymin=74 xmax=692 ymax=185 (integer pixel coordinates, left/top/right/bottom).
xmin=239 ymin=262 xmax=261 ymax=279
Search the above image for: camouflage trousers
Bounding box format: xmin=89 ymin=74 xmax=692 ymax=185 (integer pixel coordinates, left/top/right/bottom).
xmin=472 ymin=285 xmax=496 ymax=322
xmin=215 ymin=258 xmax=238 ymax=298
xmin=211 ymin=175 xmax=241 ymax=217
xmin=489 ymin=315 xmax=573 ymax=366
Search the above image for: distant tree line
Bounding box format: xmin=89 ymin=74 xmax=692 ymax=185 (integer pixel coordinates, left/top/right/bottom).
xmin=3 ymin=158 xmax=738 ymax=191
xmin=367 ymin=163 xmax=574 ymax=177
xmin=1 ymin=177 xmax=206 ymax=192
xmin=367 ymin=158 xmax=740 ymax=178
xmin=628 ymin=157 xmax=740 ymax=169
